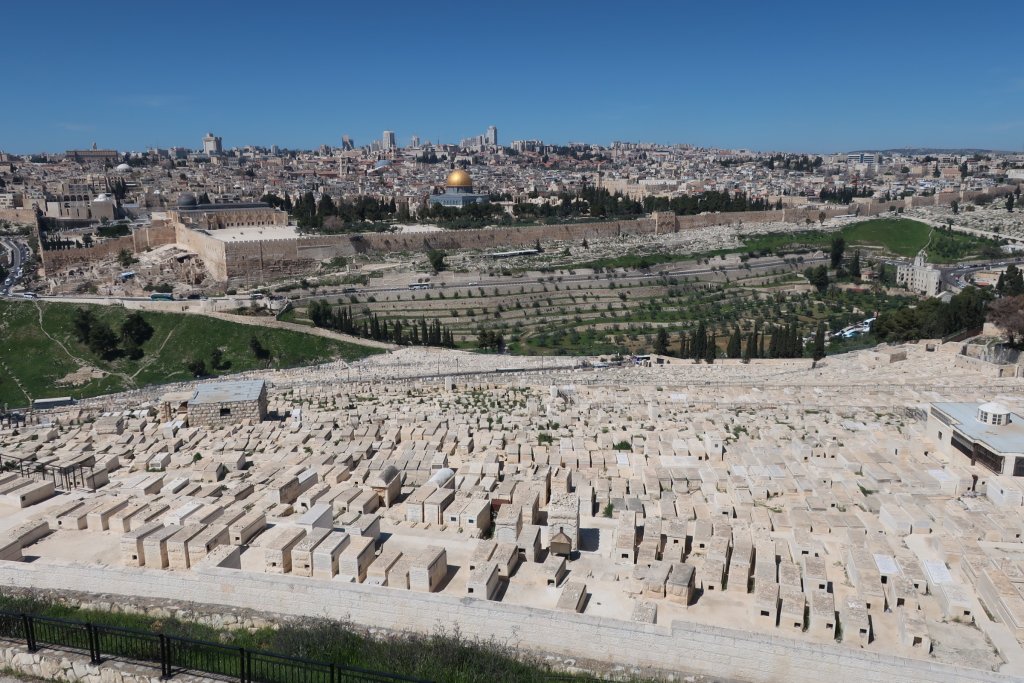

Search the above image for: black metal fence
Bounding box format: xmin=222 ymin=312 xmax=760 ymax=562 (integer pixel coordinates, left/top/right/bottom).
xmin=0 ymin=611 xmax=430 ymax=683
xmin=0 ymin=452 xmax=97 ymax=491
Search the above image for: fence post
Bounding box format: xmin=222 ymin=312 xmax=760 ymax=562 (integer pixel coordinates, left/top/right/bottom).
xmin=159 ymin=634 xmax=171 ymax=679
xmin=86 ymin=623 xmax=101 ymax=664
xmin=239 ymin=647 xmax=247 ymax=683
xmin=329 ymin=663 xmax=335 ymax=683
xmin=22 ymin=614 xmax=35 ymax=652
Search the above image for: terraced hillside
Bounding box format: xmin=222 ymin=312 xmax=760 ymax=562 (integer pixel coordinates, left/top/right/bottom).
xmin=289 ymin=258 xmax=916 ymax=356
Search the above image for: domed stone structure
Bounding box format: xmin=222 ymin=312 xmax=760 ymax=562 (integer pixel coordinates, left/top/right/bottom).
xmin=445 ymin=169 xmax=473 ymax=189
xmin=368 ymin=464 xmax=402 ymax=507
xmin=429 ymin=168 xmax=487 ymax=209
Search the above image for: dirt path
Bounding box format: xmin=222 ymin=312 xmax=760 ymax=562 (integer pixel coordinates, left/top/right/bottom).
xmin=202 ymin=312 xmax=398 ymax=350
xmin=130 ymin=325 xmax=178 ymax=380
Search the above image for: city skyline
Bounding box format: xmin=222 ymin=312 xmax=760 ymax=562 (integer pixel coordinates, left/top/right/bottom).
xmin=2 ymin=0 xmax=1023 ymax=154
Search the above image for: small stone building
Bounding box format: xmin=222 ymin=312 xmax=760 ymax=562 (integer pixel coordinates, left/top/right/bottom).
xmin=171 ymin=380 xmax=268 ymax=428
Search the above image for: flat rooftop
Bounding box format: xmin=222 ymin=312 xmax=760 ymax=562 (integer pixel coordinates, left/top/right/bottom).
xmin=203 ymin=225 xmax=300 ymax=242
xmin=177 ymin=203 xmax=270 ymax=212
xmin=190 ymin=380 xmax=265 ymax=405
xmin=933 ymin=401 xmax=1024 ymax=454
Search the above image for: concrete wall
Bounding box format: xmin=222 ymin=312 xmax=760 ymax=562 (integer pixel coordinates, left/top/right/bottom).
xmin=0 ymin=559 xmax=1012 ymax=683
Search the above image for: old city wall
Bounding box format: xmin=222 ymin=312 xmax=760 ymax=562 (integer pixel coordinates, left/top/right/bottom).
xmin=220 ymin=236 xmax=358 ymax=287
xmin=173 ymin=225 xmax=227 ymax=281
xmin=350 ymin=218 xmax=658 ymax=254
xmin=169 ymin=182 xmax=1023 ymax=280
xmin=0 ymin=559 xmax=1012 ymax=683
xmin=0 ymin=208 xmax=39 ymax=224
xmin=349 ymin=208 xmax=864 ymax=256
xmin=209 ymin=207 xmax=873 ymax=281
xmin=40 ymin=224 xmax=177 ymax=273
xmin=852 ymin=184 xmax=1019 ymax=218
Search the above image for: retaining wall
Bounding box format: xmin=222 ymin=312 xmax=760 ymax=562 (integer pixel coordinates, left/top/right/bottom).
xmin=0 ymin=640 xmax=212 ymax=683
xmin=40 ymin=224 xmax=177 ymax=273
xmin=0 ymin=559 xmax=1012 ymax=683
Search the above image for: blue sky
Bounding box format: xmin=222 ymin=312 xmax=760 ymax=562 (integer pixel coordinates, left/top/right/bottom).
xmin=3 ymin=0 xmax=1023 ymax=154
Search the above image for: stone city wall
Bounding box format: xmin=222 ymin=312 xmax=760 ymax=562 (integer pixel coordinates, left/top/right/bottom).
xmin=40 ymin=224 xmax=177 ymax=274
xmin=0 ymin=559 xmax=1013 ymax=683
xmin=0 ymin=208 xmax=40 ymax=224
xmin=173 ymin=225 xmax=228 ymax=280
xmin=36 ymin=184 xmax=1019 ymax=281
xmin=852 ymin=184 xmax=1019 ymax=218
xmin=220 ymin=237 xmax=348 ymax=287
xmin=215 ymin=209 xmax=849 ymax=282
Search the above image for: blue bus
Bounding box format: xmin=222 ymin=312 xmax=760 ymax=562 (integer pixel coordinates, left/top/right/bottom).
xmin=149 ymin=293 xmax=173 ymax=301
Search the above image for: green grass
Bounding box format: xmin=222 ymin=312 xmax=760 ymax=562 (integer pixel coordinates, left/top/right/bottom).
xmin=0 ymin=593 xmax=656 ymax=682
xmin=0 ymin=301 xmax=382 ymax=407
xmin=841 ymin=218 xmax=931 ymax=257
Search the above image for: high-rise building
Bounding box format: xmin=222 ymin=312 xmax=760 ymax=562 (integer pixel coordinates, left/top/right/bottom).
xmin=383 ymin=130 xmax=397 ymax=149
xmin=410 ymin=135 xmax=420 ymax=148
xmin=341 ymin=135 xmax=354 ymax=151
xmin=202 ymin=132 xmax=223 ymax=155
xmin=486 ymin=125 xmax=498 ymax=147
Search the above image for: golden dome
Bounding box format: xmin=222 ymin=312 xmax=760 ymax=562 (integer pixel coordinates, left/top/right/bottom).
xmin=445 ymin=169 xmax=473 ymax=188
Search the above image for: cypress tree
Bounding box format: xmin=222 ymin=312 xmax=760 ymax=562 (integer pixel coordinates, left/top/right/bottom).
xmin=768 ymin=326 xmax=779 ymax=358
xmin=727 ymin=327 xmax=741 ymax=359
xmin=704 ymin=333 xmax=716 ymax=364
xmin=693 ymin=322 xmax=707 ymax=361
xmin=812 ymin=322 xmax=826 ymax=361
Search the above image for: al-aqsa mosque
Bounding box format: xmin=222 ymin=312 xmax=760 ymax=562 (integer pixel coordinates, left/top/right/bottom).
xmin=429 ymin=168 xmax=488 ymax=209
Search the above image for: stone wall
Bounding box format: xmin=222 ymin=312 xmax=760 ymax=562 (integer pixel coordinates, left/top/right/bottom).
xmin=0 ymin=640 xmax=213 ymax=683
xmin=0 ymin=559 xmax=1013 ymax=683
xmin=173 ymin=225 xmax=228 ymax=281
xmin=186 ymin=397 xmax=265 ymax=428
xmin=40 ymin=224 xmax=177 ymax=274
xmin=0 ymin=208 xmax=39 ymax=224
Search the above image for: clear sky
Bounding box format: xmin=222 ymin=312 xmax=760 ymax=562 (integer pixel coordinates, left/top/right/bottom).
xmin=3 ymin=0 xmax=1023 ymax=154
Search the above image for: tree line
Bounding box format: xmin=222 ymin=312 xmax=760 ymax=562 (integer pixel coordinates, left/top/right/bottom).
xmin=652 ymin=319 xmax=822 ymax=363
xmin=872 ymin=287 xmax=990 ymax=342
xmin=764 ymin=154 xmax=824 ymax=172
xmin=280 ymin=192 xmax=399 ymax=231
xmin=307 ymin=300 xmax=455 ymax=347
xmin=643 ymin=189 xmax=779 ymax=215
xmin=818 ymin=186 xmax=874 ymax=204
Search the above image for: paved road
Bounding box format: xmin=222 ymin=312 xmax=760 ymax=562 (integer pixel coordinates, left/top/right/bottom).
xmin=1 ymin=237 xmax=27 ymax=294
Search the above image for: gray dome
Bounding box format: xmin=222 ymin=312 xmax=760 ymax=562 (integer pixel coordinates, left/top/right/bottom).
xmin=369 ymin=465 xmax=400 ymax=487
xmin=176 ymin=192 xmax=197 ymax=207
